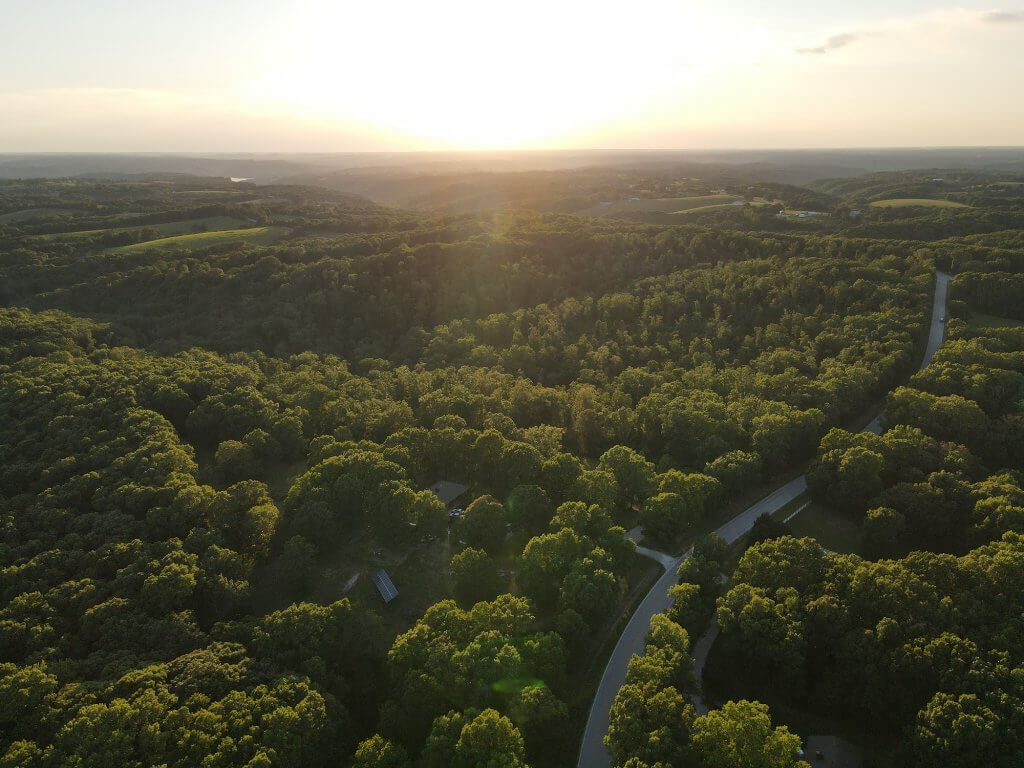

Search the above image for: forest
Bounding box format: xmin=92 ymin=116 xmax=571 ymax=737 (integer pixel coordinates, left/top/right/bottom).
xmin=1 ymin=165 xmax=1023 ymax=768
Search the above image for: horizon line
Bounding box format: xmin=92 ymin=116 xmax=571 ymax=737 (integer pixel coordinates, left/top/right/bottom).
xmin=3 ymin=145 xmax=1024 ymax=157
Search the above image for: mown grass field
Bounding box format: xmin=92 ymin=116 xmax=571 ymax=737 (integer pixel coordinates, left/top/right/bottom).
xmin=869 ymin=198 xmax=971 ymax=209
xmin=26 ymin=215 xmax=250 ymax=242
xmin=576 ymin=194 xmax=739 ymax=216
xmin=668 ymin=202 xmax=741 ymax=216
xmin=669 ymin=198 xmax=774 ymax=217
xmin=110 ymin=225 xmax=286 ymax=252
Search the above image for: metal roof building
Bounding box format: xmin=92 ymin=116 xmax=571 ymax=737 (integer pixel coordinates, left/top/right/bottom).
xmin=427 ymin=480 xmax=469 ymax=507
xmin=372 ymin=569 xmax=398 ymax=604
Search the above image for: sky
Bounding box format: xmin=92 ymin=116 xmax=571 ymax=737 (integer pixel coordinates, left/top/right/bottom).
xmin=1 ymin=0 xmax=1023 ymax=151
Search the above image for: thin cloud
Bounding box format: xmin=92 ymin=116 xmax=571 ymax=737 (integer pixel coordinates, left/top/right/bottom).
xmin=980 ymin=10 xmax=1024 ymax=23
xmin=795 ymin=8 xmax=1022 ymax=56
xmin=796 ymin=31 xmax=864 ymax=55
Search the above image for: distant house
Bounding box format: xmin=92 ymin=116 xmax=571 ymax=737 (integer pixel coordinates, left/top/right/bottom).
xmin=427 ymin=480 xmax=469 ymax=508
xmin=849 ymin=209 xmax=863 ymax=218
xmin=372 ymin=569 xmax=398 ymax=604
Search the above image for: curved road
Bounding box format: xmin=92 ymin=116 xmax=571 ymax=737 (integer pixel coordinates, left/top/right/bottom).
xmin=577 ymin=271 xmax=951 ymax=768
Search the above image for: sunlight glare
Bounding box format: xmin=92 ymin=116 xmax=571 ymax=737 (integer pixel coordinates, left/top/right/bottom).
xmin=244 ymin=0 xmax=727 ymax=148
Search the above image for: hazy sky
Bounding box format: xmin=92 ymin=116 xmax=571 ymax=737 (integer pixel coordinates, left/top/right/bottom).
xmin=2 ymin=0 xmax=1023 ymax=151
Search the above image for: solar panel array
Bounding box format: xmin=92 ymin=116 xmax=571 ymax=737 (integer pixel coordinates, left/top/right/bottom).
xmin=372 ymin=569 xmax=398 ymax=603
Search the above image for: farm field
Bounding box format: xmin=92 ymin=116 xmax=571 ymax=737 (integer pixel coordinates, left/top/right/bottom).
xmin=667 ymin=198 xmax=770 ymax=217
xmin=869 ymin=197 xmax=971 ymax=208
xmin=26 ymin=214 xmax=250 ymax=242
xmin=110 ymin=224 xmax=286 ymax=252
xmin=576 ymin=193 xmax=739 ymax=216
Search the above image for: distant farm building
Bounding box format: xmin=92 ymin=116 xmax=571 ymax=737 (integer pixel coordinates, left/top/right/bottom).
xmin=777 ymin=209 xmax=825 ymax=219
xmin=427 ymin=480 xmax=469 ymax=508
xmin=372 ymin=569 xmax=398 ymax=604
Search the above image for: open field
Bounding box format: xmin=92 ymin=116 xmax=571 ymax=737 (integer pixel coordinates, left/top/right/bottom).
xmin=869 ymin=198 xmax=971 ymax=208
xmin=170 ymin=189 xmax=251 ymax=196
xmin=785 ymin=501 xmax=862 ymax=554
xmin=109 ymin=225 xmax=286 ymax=252
xmin=668 ymin=202 xmax=746 ymax=216
xmin=576 ymin=194 xmax=739 ymax=216
xmin=25 ymin=215 xmax=250 ymax=242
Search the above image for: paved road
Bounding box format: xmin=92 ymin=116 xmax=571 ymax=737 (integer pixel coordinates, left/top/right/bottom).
xmin=577 ymin=271 xmax=951 ymax=768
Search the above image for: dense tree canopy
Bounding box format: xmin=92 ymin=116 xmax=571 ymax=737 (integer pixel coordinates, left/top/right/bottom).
xmin=1 ymin=170 xmax=1021 ymax=768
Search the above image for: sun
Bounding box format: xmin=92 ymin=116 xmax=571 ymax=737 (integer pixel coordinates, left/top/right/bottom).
xmin=240 ymin=0 xmax=721 ymax=150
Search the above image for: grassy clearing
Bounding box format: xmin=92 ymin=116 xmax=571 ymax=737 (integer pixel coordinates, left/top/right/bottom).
xmin=785 ymin=501 xmax=862 ymax=554
xmin=869 ymin=198 xmax=971 ymax=209
xmin=345 ymin=538 xmax=454 ymax=638
xmin=576 ymin=194 xmax=739 ymax=216
xmin=26 ymin=215 xmax=250 ymax=242
xmin=669 ymin=202 xmax=741 ymax=216
xmin=250 ymin=523 xmax=454 ymax=640
xmin=964 ymin=311 xmax=1024 ymax=333
xmin=110 ymin=225 xmax=286 ymax=252
xmin=669 ymin=199 xmax=773 ymax=216
xmin=171 ymin=189 xmax=250 ymax=196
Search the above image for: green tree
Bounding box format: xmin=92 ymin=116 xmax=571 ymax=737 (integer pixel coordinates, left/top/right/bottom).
xmin=509 ymin=685 xmax=569 ymax=760
xmin=642 ymin=492 xmax=697 ymax=549
xmin=518 ymin=528 xmax=584 ymax=610
xmin=691 ymin=700 xmax=808 ymax=768
xmin=353 ymin=735 xmax=411 ymax=768
xmin=280 ymin=534 xmax=318 ymax=594
xmin=213 ymin=439 xmax=258 ymax=484
xmin=550 ymin=501 xmax=611 ymax=539
xmin=910 ymin=691 xmax=1024 ymax=768
xmin=455 ymin=708 xmax=528 ymax=768
xmin=458 ymin=495 xmax=508 ymax=554
xmin=505 ymin=485 xmax=553 ymax=533
xmin=598 ymin=445 xmax=657 ymax=511
xmin=451 ymin=548 xmax=504 ymax=606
